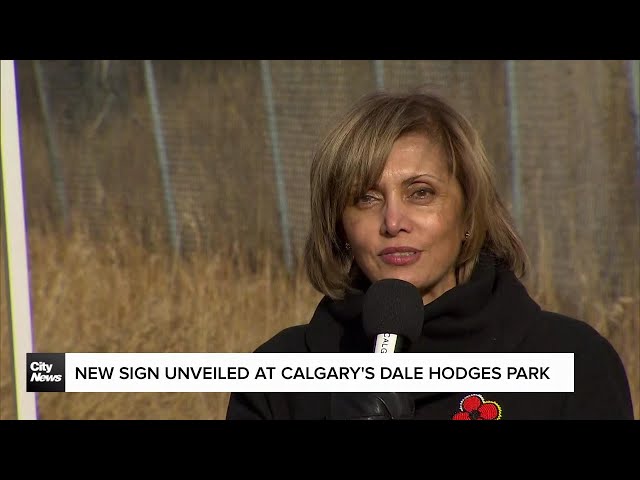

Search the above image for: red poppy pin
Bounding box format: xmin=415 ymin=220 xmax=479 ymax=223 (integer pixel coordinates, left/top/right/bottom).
xmin=452 ymin=394 xmax=502 ymax=420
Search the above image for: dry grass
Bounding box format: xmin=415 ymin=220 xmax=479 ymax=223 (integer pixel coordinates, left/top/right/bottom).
xmin=0 ymin=213 xmax=322 ymax=420
xmin=527 ymin=198 xmax=639 ymax=421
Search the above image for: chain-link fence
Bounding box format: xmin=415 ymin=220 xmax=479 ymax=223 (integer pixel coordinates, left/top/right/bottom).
xmin=17 ymin=60 xmax=639 ymax=298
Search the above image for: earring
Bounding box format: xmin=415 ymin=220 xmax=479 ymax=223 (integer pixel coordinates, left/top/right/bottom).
xmin=345 ymin=242 xmax=351 ymax=251
xmin=464 ymin=232 xmax=470 ymax=239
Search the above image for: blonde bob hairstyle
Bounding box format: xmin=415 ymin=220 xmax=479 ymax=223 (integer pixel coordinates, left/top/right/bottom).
xmin=303 ymin=89 xmax=529 ymax=300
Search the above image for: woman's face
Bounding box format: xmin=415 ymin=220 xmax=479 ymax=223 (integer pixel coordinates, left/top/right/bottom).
xmin=341 ymin=132 xmax=467 ymax=304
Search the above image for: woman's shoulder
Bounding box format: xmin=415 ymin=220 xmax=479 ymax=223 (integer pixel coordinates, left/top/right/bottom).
xmin=253 ymin=324 xmax=310 ymax=353
xmin=248 ymin=293 xmax=350 ymax=354
xmin=533 ymin=311 xmax=634 ymax=419
xmin=529 ymin=310 xmax=630 ymax=387
xmin=539 ymin=310 xmax=607 ymax=346
xmin=532 ymin=309 xmax=618 ymax=354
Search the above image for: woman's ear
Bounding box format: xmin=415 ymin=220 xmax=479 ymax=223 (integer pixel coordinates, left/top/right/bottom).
xmin=462 ymin=214 xmax=473 ymax=242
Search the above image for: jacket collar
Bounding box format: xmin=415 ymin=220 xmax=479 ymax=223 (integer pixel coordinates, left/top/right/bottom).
xmin=304 ymin=253 xmax=541 ymax=355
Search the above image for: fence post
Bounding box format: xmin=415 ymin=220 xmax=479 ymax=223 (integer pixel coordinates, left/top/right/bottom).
xmin=1 ymin=60 xmax=39 ymax=420
xmin=260 ymin=60 xmax=293 ymax=273
xmin=143 ymin=60 xmax=181 ymax=255
xmin=627 ymin=60 xmax=639 ymax=210
xmin=33 ymin=60 xmax=69 ymax=231
xmin=373 ymin=60 xmax=385 ymax=90
xmin=505 ymin=60 xmax=523 ymax=234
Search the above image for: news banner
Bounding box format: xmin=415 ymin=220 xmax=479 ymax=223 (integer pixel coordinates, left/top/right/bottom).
xmin=26 ymin=352 xmax=574 ymax=393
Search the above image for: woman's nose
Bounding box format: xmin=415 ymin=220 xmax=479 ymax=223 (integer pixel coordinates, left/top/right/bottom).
xmin=381 ymin=197 xmax=411 ymax=237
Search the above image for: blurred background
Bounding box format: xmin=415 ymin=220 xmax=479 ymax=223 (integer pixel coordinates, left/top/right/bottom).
xmin=1 ymin=60 xmax=638 ymax=420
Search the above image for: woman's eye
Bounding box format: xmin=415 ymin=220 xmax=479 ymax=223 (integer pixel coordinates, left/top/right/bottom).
xmin=357 ymin=194 xmax=376 ymax=204
xmin=411 ymin=188 xmax=434 ymax=199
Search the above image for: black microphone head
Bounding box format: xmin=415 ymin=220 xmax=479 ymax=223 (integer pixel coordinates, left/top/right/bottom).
xmin=362 ymin=278 xmax=424 ymax=343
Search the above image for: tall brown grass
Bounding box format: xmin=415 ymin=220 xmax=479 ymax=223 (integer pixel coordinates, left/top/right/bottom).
xmin=0 ymin=212 xmax=323 ymax=420
xmin=525 ymin=175 xmax=639 ymax=421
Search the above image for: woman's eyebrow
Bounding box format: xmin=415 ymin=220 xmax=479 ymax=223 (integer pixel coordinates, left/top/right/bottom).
xmin=371 ymin=173 xmax=444 ymax=190
xmin=402 ymin=173 xmax=443 ymax=185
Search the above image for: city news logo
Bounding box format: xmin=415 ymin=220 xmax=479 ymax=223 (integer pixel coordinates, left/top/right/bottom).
xmin=27 ymin=353 xmax=65 ymax=392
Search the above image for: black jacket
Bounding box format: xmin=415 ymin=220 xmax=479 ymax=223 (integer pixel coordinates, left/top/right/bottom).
xmin=226 ymin=255 xmax=634 ymax=420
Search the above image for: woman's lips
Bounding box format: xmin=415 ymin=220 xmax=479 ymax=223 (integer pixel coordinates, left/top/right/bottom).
xmin=378 ymin=247 xmax=421 ymax=266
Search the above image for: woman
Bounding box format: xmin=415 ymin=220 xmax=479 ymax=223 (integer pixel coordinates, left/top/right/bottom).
xmin=226 ymin=89 xmax=634 ymax=420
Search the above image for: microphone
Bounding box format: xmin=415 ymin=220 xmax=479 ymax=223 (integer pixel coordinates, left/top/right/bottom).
xmin=363 ymin=278 xmax=424 ymax=353
xmin=326 ymin=278 xmax=424 ymax=420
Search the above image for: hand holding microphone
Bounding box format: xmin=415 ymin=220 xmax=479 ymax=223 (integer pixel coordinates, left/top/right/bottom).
xmin=329 ymin=278 xmax=424 ymax=420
